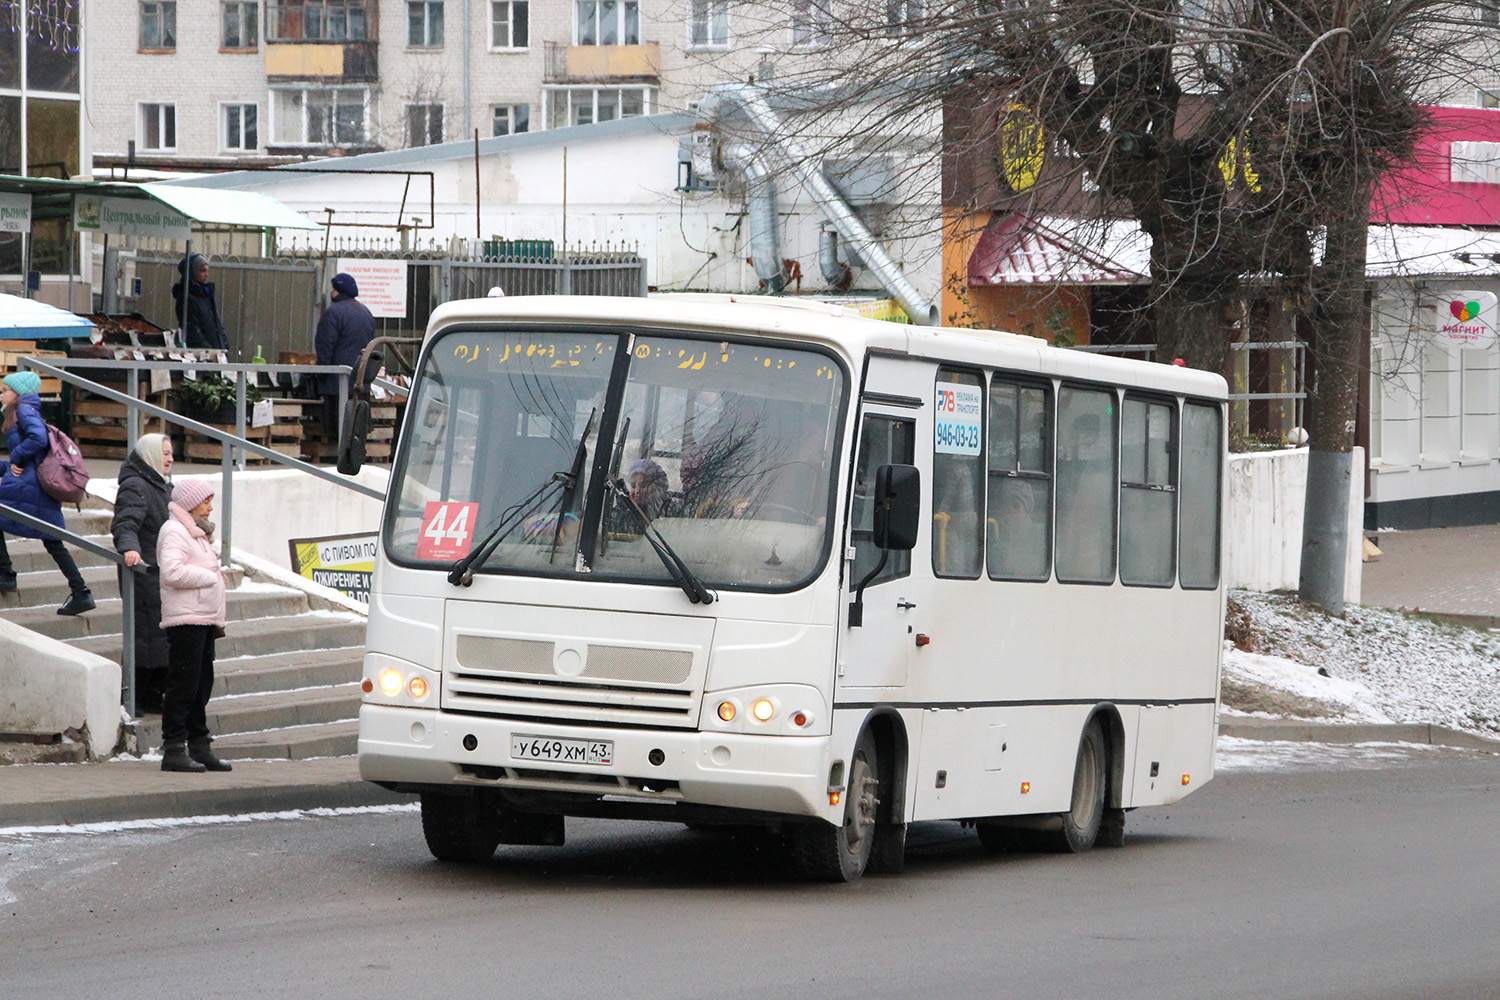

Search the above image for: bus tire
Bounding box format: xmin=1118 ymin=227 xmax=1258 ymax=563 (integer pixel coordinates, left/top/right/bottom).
xmin=1043 ymin=718 xmax=1107 ymax=854
xmin=789 ymin=729 xmax=880 ymax=882
xmin=420 ymin=792 xmax=502 ymax=863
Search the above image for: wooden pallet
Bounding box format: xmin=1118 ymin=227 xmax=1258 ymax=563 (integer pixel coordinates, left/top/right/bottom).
xmin=183 ymin=423 xmax=271 ymax=462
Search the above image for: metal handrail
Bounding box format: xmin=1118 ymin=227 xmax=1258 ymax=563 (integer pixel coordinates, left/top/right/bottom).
xmin=0 ymin=499 xmax=147 ymax=716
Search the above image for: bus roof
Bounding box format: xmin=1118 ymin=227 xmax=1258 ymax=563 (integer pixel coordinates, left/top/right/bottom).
xmin=423 ymin=294 xmax=1229 ymax=401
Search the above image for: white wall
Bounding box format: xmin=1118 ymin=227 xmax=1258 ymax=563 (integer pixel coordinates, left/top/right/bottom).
xmin=0 ymin=619 xmax=122 ymax=759
xmin=1226 ymin=447 xmax=1364 ymax=605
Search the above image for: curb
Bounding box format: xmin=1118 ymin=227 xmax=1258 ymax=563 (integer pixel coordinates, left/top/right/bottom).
xmin=1219 ymin=717 xmax=1500 ymax=753
xmin=0 ymin=756 xmax=411 ymax=830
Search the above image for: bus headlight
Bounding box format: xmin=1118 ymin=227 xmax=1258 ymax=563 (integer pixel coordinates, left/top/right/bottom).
xmin=701 ymin=685 xmax=827 ymax=736
xmin=363 ymin=653 xmax=439 ymax=707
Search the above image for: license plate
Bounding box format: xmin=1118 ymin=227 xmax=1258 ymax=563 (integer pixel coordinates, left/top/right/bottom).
xmin=511 ymin=734 xmax=614 ymax=766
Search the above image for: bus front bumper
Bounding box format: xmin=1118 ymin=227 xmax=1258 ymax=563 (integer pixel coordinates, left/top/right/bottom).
xmin=357 ymin=704 xmax=838 ymax=821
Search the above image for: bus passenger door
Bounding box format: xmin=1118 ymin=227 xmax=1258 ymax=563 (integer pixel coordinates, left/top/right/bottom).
xmin=839 ymin=407 xmax=918 ymax=689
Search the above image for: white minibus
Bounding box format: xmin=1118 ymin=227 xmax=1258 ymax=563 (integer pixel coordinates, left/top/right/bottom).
xmin=355 ymin=294 xmax=1226 ymax=881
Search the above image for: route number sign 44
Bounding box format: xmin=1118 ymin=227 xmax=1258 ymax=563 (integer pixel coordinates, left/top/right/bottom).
xmin=417 ymin=502 xmax=479 ymax=561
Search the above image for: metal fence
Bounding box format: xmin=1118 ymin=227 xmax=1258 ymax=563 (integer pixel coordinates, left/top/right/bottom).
xmin=133 ymin=247 xmax=648 ymax=368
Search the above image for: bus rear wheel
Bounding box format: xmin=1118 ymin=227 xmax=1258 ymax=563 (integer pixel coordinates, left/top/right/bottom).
xmin=790 ymin=730 xmax=880 ymax=882
xmin=420 ymin=792 xmax=503 ymax=863
xmin=1042 ymin=718 xmax=1107 ymax=854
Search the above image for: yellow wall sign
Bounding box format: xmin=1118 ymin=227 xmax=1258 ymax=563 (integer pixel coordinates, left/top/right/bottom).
xmin=289 ymin=532 xmax=377 ymax=603
xmin=999 ymin=105 xmax=1046 ymax=194
xmin=1218 ymin=136 xmax=1262 ymax=193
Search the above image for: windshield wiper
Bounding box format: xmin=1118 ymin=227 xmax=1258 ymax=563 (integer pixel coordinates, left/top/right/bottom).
xmin=547 ymin=407 xmax=596 ymax=560
xmin=447 ymin=476 xmax=565 ymax=586
xmin=608 ymin=479 xmax=715 ymax=605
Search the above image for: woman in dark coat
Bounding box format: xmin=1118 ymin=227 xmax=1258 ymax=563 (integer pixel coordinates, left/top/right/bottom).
xmin=110 ymin=432 xmax=174 ymax=712
xmin=0 ymin=371 xmax=94 ymax=615
xmin=171 ymin=254 xmax=229 ymax=351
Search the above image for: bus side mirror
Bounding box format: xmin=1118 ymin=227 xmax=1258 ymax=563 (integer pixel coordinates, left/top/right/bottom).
xmin=337 ymin=398 xmax=370 ymax=475
xmin=873 ymin=464 xmax=920 ymax=551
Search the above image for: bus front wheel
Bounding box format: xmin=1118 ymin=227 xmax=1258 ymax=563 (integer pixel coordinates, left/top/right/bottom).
xmin=1043 ymin=718 xmax=1107 ymax=854
xmin=790 ymin=729 xmax=880 ymax=882
xmin=420 ymin=792 xmax=502 ymax=863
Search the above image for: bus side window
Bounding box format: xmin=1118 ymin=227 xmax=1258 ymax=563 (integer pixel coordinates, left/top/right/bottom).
xmin=1179 ymin=402 xmax=1223 ymax=589
xmin=1055 ymin=385 xmax=1118 ymax=584
xmin=932 ymin=368 xmax=984 ymax=578
xmin=1119 ymin=396 xmax=1177 ymax=586
xmin=850 ymin=415 xmax=914 ymax=585
xmin=987 ymin=378 xmax=1052 ymax=581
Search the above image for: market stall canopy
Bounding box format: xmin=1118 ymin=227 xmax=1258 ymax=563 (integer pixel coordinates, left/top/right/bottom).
xmin=0 ymin=292 xmax=95 ymax=338
xmin=141 ymin=183 xmax=322 ymax=231
xmin=0 ymin=175 xmax=320 ymax=231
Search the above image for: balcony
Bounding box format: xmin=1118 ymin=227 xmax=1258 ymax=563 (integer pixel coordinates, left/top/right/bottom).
xmin=544 ymin=41 xmax=660 ymax=84
xmin=265 ymin=0 xmax=379 ymax=82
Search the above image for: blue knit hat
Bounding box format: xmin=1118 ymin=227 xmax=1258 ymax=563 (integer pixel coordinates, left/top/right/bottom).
xmin=330 ymin=272 xmax=359 ymax=298
xmin=3 ymin=371 xmax=41 ymax=396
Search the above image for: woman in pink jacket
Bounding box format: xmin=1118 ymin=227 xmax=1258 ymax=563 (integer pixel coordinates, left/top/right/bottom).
xmin=156 ymin=479 xmax=232 ymax=773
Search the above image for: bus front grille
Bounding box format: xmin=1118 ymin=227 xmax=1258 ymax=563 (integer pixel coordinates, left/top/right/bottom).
xmin=443 ymin=615 xmax=710 ymax=728
xmin=442 ymin=672 xmax=698 ymax=727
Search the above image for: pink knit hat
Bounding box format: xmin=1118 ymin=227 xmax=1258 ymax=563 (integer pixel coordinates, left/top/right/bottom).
xmin=172 ymin=479 xmax=215 ymax=511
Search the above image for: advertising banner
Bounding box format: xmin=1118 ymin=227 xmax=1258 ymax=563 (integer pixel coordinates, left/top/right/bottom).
xmin=336 ymin=258 xmax=409 ymax=318
xmin=0 ymin=192 xmax=31 ymax=233
xmin=288 ymin=532 xmax=377 ymax=603
xmin=72 ymin=194 xmax=191 ymax=240
xmin=1436 ymin=290 xmax=1499 ymax=349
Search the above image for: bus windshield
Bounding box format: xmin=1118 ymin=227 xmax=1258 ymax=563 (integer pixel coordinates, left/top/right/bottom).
xmin=386 ymin=326 xmax=848 ymax=592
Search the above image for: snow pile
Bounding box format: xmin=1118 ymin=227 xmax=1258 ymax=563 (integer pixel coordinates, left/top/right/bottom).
xmin=1224 ymin=590 xmax=1500 ymax=736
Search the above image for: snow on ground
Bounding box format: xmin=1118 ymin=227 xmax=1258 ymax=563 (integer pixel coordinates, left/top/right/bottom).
xmin=1225 ymin=590 xmax=1500 ymax=737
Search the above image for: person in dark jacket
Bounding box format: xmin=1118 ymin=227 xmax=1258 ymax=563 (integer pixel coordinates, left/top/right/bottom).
xmin=171 ymin=254 xmax=229 ymax=351
xmin=110 ymin=432 xmax=174 ymax=712
xmin=314 ymin=271 xmax=377 ymax=436
xmin=0 ymin=371 xmax=94 ymax=615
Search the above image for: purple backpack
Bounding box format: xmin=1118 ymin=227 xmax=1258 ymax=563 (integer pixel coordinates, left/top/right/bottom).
xmin=38 ymin=423 xmax=90 ymax=504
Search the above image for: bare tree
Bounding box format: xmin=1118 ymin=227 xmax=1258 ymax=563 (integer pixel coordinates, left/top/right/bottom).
xmin=710 ymin=0 xmax=1491 ymax=611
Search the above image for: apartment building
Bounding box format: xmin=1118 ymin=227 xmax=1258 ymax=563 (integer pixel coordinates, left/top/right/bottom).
xmin=84 ymin=0 xmax=828 ymax=163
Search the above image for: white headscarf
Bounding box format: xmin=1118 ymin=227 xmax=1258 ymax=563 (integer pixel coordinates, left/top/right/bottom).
xmin=132 ymin=433 xmax=171 ymax=479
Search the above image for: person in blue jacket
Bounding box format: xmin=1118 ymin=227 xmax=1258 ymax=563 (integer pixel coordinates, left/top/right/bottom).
xmin=0 ymin=371 xmax=94 ymax=615
xmin=314 ymin=271 xmax=377 ymax=437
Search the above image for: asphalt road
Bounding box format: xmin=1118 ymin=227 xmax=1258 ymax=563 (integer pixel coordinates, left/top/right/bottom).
xmin=4 ymin=743 xmax=1498 ymax=1000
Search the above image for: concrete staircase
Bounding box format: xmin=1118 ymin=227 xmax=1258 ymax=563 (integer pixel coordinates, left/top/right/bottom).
xmin=0 ymin=502 xmax=367 ymax=760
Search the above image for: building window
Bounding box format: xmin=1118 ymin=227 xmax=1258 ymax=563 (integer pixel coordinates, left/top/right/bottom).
xmin=222 ymin=1 xmax=258 ymax=48
xmin=791 ymin=0 xmax=831 ymax=46
xmin=223 ymin=103 xmax=258 ymax=151
xmin=690 ymin=0 xmax=729 ymax=47
xmin=576 ymin=0 xmax=639 ymax=45
xmin=268 ymin=0 xmax=370 ymax=42
xmin=140 ymin=102 xmax=177 ymax=151
xmin=545 ymin=87 xmax=650 ymax=129
xmin=885 ymin=0 xmax=922 ymax=35
xmin=407 ymin=103 xmax=444 ymax=146
xmin=272 ymin=87 xmax=368 ymax=146
xmin=491 ymin=0 xmax=529 ymax=48
xmin=492 ymin=103 xmax=530 ymax=136
xmin=140 ymin=1 xmax=177 ymax=49
xmin=408 ymin=0 xmax=444 ymax=47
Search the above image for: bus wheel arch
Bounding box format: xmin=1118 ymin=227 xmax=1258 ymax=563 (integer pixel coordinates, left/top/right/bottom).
xmin=1042 ymin=712 xmax=1110 ymax=854
xmin=789 ymin=711 xmax=909 ymax=881
xmin=863 ymin=709 xmax=910 ymax=874
xmin=1091 ymin=703 xmax=1129 ymax=848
